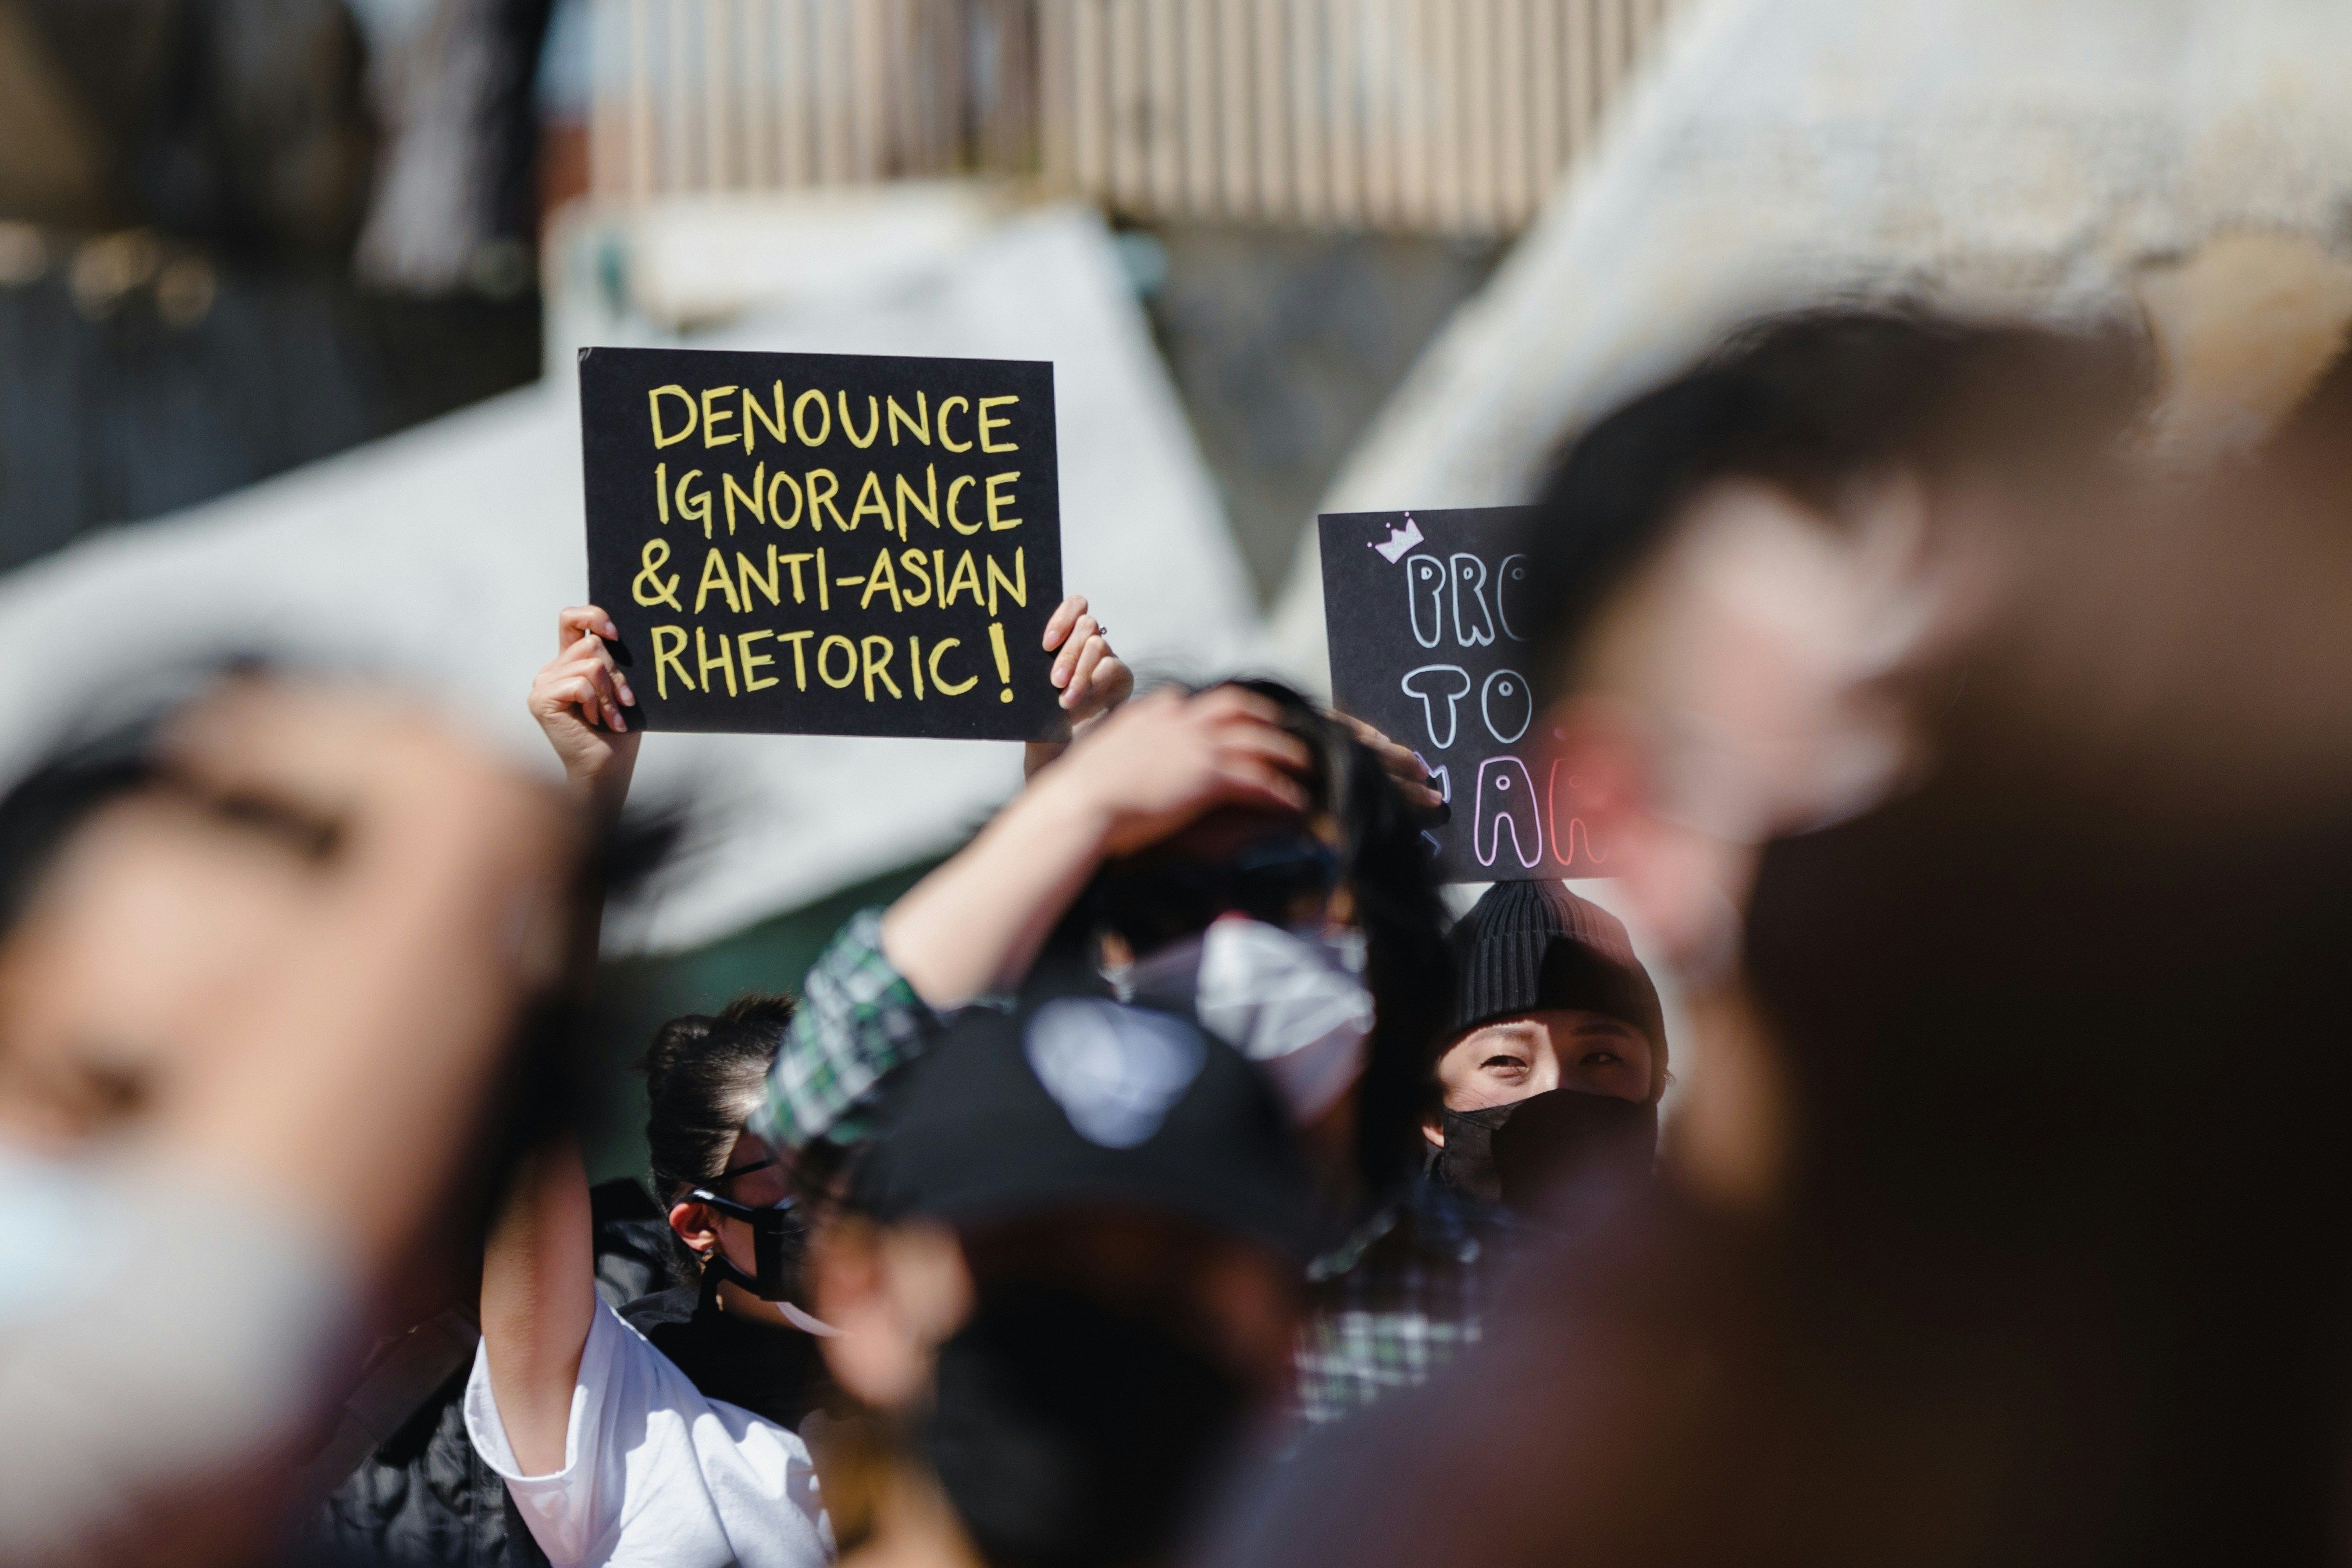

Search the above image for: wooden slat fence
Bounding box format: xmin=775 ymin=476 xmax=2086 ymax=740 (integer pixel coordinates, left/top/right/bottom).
xmin=589 ymin=0 xmax=1685 ymax=234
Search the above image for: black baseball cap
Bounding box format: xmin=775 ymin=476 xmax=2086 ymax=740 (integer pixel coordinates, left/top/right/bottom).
xmin=850 ymin=995 xmax=1319 ymax=1265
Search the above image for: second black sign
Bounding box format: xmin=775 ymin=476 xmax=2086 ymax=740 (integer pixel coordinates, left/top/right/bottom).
xmin=1318 ymin=507 xmax=1609 ymax=883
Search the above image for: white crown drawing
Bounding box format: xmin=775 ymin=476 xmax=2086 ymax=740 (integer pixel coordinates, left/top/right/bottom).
xmin=1370 ymin=514 xmax=1424 ymax=564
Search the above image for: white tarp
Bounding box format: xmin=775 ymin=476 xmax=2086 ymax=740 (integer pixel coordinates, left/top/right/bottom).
xmin=0 ymin=205 xmax=1256 ymax=953
xmin=1261 ymin=0 xmax=2352 ymax=685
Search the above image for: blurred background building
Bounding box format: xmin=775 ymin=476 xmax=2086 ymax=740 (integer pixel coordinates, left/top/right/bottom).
xmin=7 ymin=0 xmax=2352 ymax=1172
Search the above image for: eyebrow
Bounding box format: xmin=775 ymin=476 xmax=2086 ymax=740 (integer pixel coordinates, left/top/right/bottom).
xmin=187 ymin=785 xmax=343 ymax=861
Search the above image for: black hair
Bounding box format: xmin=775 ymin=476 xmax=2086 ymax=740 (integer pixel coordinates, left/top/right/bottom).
xmin=1074 ymin=678 xmax=1455 ymax=1201
xmin=1517 ymin=306 xmax=2151 ymax=701
xmin=642 ymin=992 xmax=798 ymax=1218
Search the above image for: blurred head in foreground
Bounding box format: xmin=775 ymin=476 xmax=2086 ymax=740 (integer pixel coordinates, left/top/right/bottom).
xmin=0 ymin=673 xmax=588 ymax=1566
xmin=0 ymin=704 xmax=312 ymax=1150
xmin=1200 ymin=313 xmax=2352 ymax=1566
xmin=1512 ymin=307 xmax=2151 ymax=1204
xmin=812 ymin=991 xmax=1312 ymax=1568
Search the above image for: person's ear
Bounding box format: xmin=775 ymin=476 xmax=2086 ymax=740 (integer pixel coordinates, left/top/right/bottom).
xmin=812 ymin=1218 xmax=973 ymax=1413
xmin=1421 ymin=1112 xmax=1447 ymax=1149
xmin=668 ymin=1198 xmax=720 ymax=1260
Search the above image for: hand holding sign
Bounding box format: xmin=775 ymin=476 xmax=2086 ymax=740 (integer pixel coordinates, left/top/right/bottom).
xmin=1320 ymin=507 xmax=1607 ymax=882
xmin=1043 ymin=594 xmax=1132 ymax=725
xmin=1332 ymin=711 xmax=1447 ymax=814
xmin=1025 ymin=593 xmax=1137 ymax=779
xmin=529 ymin=605 xmax=640 ymax=822
xmin=580 ymin=346 xmax=1066 ymax=739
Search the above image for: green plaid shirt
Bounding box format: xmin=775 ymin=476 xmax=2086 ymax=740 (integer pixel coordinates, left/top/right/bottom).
xmin=752 ymin=908 xmax=938 ymax=1154
xmin=754 ymin=908 xmax=1512 ymax=1424
xmin=1293 ymin=1179 xmax=1508 ymax=1424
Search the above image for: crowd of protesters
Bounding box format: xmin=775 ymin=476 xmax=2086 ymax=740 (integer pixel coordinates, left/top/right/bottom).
xmin=2 ymin=304 xmax=2348 ymax=1568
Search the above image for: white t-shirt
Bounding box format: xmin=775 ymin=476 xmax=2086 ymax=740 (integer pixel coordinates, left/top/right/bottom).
xmin=465 ymin=1299 xmax=833 ymax=1568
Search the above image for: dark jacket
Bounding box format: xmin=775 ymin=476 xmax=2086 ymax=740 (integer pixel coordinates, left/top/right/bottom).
xmin=618 ymin=1273 xmax=829 ymax=1432
xmin=294 ymin=1180 xmax=680 ymax=1567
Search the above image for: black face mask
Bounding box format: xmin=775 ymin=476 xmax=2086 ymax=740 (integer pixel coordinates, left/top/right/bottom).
xmin=1431 ymin=1088 xmax=1658 ymax=1211
xmin=688 ymin=1187 xmax=810 ymax=1301
xmin=1430 ymin=1102 xmax=1519 ymax=1204
xmin=923 ymin=1285 xmax=1252 ymax=1568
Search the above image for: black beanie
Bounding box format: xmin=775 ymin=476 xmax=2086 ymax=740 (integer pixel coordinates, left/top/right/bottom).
xmin=1445 ymin=882 xmax=1666 ymax=1074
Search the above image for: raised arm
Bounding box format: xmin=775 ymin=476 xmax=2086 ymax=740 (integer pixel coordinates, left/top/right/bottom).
xmin=477 ymin=1138 xmax=598 ymax=1476
xmin=755 ymin=685 xmax=1313 ymax=1156
xmin=882 ymin=684 xmax=1312 ymax=1007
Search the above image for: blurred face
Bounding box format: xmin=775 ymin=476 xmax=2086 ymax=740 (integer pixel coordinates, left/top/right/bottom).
xmin=1432 ymin=1010 xmax=1655 ymax=1126
xmin=0 ymin=790 xmax=320 ymax=1151
xmin=958 ymin=1210 xmax=1300 ymax=1398
xmin=1548 ymin=477 xmax=1933 ymax=970
xmin=1540 ymin=473 xmax=1963 ymax=1208
xmin=814 ymin=1206 xmax=1299 ymax=1416
xmin=817 ymin=1207 xmax=1299 ymax=1567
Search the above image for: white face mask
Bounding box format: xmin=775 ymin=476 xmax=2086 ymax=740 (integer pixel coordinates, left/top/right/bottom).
xmin=776 ymin=1301 xmax=842 ymax=1335
xmin=1118 ymin=918 xmax=1374 ymax=1126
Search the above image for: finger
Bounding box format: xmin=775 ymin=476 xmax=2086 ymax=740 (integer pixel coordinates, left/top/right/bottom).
xmin=582 ymin=662 xmax=629 ymax=731
xmin=1381 ymin=742 xmax=1429 ymax=785
xmin=544 ymin=673 xmax=601 ymax=721
xmin=1190 ymin=683 xmax=1285 ymax=728
xmin=1392 ymin=761 xmax=1444 ymax=807
xmin=557 ymin=605 xmax=620 ymax=652
xmin=570 ymin=632 xmax=636 ymax=705
xmin=1060 ymin=637 xmax=1109 ymax=710
xmin=1093 ymin=653 xmax=1132 ymax=706
xmin=1338 ymin=711 xmax=1424 ymax=774
xmin=1212 ymin=758 xmax=1311 ymax=816
xmin=1218 ymin=723 xmax=1315 ymax=775
xmin=546 ymin=672 xmax=625 ymax=733
xmin=1042 ymin=595 xmax=1088 ymax=652
xmin=1052 ymin=615 xmax=1101 ymax=687
xmin=1051 ymin=615 xmax=1100 ymax=686
xmin=550 ymin=654 xmax=624 ymax=714
xmin=1349 ymin=717 xmax=1417 ymax=769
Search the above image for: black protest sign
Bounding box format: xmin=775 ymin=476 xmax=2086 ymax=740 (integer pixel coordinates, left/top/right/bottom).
xmin=581 ymin=346 xmax=1065 ymax=739
xmin=1319 ymin=507 xmax=1608 ymax=883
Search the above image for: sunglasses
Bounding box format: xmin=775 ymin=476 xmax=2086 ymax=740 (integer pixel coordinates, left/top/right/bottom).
xmin=689 ymin=1174 xmax=810 ymax=1300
